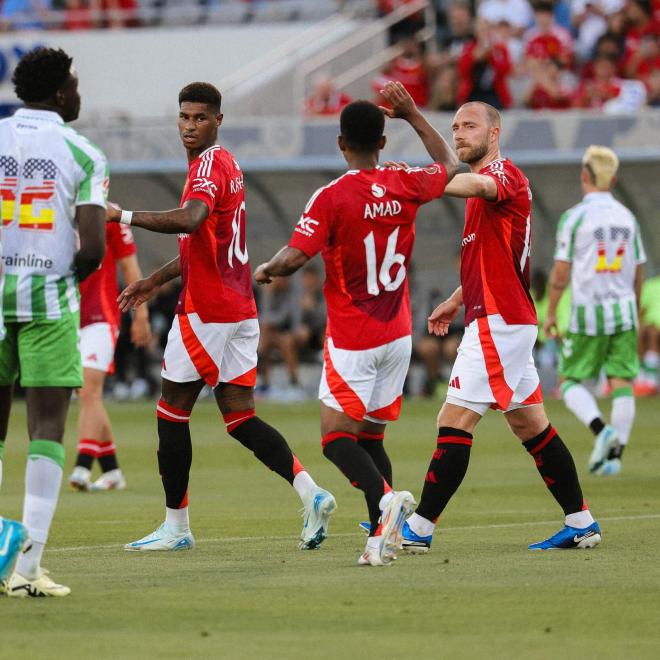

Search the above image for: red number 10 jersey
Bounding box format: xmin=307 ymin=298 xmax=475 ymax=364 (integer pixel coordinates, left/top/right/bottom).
xmin=288 ymin=164 xmax=447 ymax=350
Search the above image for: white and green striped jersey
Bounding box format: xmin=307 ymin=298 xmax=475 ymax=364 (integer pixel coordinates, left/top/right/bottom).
xmin=554 ymin=191 xmax=646 ymax=336
xmin=0 ymin=108 xmax=108 ymax=322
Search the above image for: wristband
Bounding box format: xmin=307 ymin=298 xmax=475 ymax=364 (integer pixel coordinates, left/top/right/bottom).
xmin=120 ymin=210 xmax=133 ymax=225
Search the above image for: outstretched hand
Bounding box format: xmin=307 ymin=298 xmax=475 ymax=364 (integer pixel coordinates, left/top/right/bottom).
xmin=117 ymin=278 xmax=160 ymax=312
xmin=379 ymin=81 xmax=417 ymax=120
xmin=254 ymin=263 xmax=272 ymax=285
xmin=106 ymin=201 xmax=122 ymax=223
xmin=428 ymin=298 xmax=461 ymax=337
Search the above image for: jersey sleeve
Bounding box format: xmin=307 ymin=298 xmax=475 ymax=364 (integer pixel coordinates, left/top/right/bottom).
xmin=287 ymin=187 xmax=332 ymax=258
xmin=554 ymin=208 xmax=582 ymax=262
xmin=400 ymin=163 xmax=448 ymax=204
xmin=66 ymin=135 xmax=109 ymax=208
xmin=108 ymin=223 xmax=137 ymax=260
xmin=481 ymin=160 xmax=518 ymax=203
xmin=185 ymin=153 xmax=227 ymax=212
xmin=633 ymin=219 xmax=647 ymax=265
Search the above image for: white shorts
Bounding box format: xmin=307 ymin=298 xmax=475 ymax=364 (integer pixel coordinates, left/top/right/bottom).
xmin=446 ymin=314 xmax=542 ymax=416
xmin=162 ymin=313 xmax=259 ymax=388
xmin=319 ymin=335 xmax=411 ymax=423
xmin=80 ymin=322 xmax=118 ymax=374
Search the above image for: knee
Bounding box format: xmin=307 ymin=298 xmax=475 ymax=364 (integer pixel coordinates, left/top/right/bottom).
xmin=215 ymin=384 xmax=254 ymax=414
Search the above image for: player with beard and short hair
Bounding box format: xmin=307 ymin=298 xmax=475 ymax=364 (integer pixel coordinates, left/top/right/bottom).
xmin=254 ymin=86 xmax=460 ymax=566
xmin=0 ymin=47 xmax=106 ymax=597
xmin=109 ymin=82 xmax=336 ymax=554
xmin=394 ymin=100 xmax=601 ymax=553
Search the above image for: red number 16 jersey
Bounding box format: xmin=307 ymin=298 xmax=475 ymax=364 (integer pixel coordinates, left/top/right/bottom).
xmin=288 ymin=164 xmax=447 ymax=350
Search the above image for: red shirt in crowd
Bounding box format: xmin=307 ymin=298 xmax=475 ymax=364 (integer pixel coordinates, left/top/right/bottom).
xmin=457 ymin=40 xmax=513 ymax=109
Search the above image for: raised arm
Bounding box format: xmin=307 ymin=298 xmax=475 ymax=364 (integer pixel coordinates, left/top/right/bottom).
xmin=444 ymin=173 xmax=498 ymax=201
xmin=107 ymin=199 xmax=209 ymax=234
xmin=380 ymin=81 xmax=459 ymax=180
xmin=75 ymin=205 xmax=106 ymax=282
xmin=254 ymin=247 xmax=310 ymax=285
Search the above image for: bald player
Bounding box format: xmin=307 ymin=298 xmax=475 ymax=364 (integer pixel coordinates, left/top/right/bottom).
xmin=386 ymin=98 xmax=601 ymax=552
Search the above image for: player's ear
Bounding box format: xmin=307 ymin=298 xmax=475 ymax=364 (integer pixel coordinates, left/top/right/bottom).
xmin=379 ymin=135 xmax=387 ymax=150
xmin=337 ymin=135 xmax=346 ymax=152
xmin=216 ymin=113 xmax=223 ymax=127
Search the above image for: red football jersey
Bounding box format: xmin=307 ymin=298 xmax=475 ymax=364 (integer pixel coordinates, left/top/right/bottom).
xmin=461 ymin=158 xmax=537 ymax=326
xmin=288 ymin=164 xmax=448 ymax=350
xmin=79 ymin=223 xmax=137 ymax=328
xmin=177 ymin=146 xmax=257 ymax=323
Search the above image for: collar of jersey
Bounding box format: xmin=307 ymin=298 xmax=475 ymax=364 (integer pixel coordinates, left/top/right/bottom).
xmin=583 ymin=191 xmax=614 ymax=202
xmin=14 ymin=108 xmax=64 ymax=124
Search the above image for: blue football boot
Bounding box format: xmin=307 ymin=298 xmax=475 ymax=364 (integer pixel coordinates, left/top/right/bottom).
xmin=528 ymin=521 xmax=601 ymax=550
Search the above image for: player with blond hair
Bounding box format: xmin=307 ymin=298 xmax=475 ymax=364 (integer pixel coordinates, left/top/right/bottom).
xmin=545 ymin=146 xmax=646 ymax=476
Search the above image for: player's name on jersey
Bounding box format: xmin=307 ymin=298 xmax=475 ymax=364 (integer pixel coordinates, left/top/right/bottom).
xmin=364 ymin=200 xmax=402 ymax=220
xmin=2 ymin=252 xmax=54 ymax=270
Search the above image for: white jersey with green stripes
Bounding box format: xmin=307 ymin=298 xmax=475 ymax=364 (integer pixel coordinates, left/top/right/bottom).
xmin=0 ymin=108 xmax=108 ymax=322
xmin=554 ymin=191 xmax=646 ymax=336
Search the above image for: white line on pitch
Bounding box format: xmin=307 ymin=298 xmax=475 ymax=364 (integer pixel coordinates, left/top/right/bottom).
xmin=47 ymin=512 xmax=660 ymax=554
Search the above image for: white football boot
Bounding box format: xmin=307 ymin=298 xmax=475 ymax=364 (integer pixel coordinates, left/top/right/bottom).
xmin=68 ymin=466 xmax=91 ymax=491
xmin=588 ymin=425 xmax=619 ymax=473
xmin=8 ymin=568 xmax=71 ymax=597
xmin=299 ymin=487 xmax=337 ymax=550
xmin=124 ymin=522 xmax=195 ymax=552
xmin=90 ymin=469 xmax=126 ymax=491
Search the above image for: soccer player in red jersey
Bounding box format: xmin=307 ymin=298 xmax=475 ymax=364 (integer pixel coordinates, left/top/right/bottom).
xmin=107 ymin=83 xmax=336 ymax=552
xmin=396 ymin=100 xmax=601 ymax=552
xmin=68 ymin=223 xmax=151 ymax=492
xmin=254 ymin=85 xmax=459 ymax=566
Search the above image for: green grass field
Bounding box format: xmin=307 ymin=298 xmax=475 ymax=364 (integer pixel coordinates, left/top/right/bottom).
xmin=1 ymin=397 xmax=659 ymax=659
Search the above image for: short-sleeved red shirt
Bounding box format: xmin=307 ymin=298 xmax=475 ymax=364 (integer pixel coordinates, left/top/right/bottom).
xmin=461 ymin=158 xmax=537 ymax=326
xmin=177 ymin=145 xmax=257 ymax=323
xmin=288 ymin=164 xmax=447 ymax=350
xmin=79 ymin=223 xmax=137 ymax=328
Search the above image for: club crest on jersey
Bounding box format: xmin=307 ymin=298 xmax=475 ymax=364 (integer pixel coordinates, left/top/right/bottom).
xmin=191 ymin=177 xmax=217 ymax=197
xmin=371 ymin=183 xmax=386 ymax=198
xmin=364 ymin=200 xmax=401 ymax=220
xmin=295 ymin=216 xmax=319 ymax=237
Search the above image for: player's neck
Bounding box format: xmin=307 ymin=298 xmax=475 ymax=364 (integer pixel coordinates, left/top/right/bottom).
xmin=186 ymin=141 xmax=216 ymax=163
xmin=24 ymin=102 xmax=63 ymax=118
xmin=345 ymin=151 xmax=379 ymax=171
xmin=469 ymin=148 xmax=501 ymax=173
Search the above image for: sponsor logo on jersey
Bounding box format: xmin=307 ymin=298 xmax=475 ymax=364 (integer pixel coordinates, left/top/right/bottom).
xmin=295 ymin=216 xmax=319 ymax=237
xmin=461 ymin=232 xmax=476 ymax=247
xmin=191 ymin=177 xmax=218 ymax=197
xmin=364 ymin=200 xmax=401 ymax=220
xmin=371 ymin=183 xmax=386 ymax=198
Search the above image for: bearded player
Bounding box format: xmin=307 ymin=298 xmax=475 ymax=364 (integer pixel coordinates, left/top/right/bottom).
xmin=392 ymin=98 xmax=601 ymax=552
xmin=108 ymin=82 xmax=335 ymax=552
xmin=254 ymin=87 xmax=459 ymax=566
xmin=69 ymin=223 xmax=152 ymax=492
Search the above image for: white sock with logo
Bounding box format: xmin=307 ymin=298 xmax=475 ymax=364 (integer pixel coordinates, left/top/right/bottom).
xmin=561 ymin=382 xmax=602 ymax=429
xmin=611 ymin=394 xmax=635 ymax=445
xmin=16 ymin=457 xmax=63 ymax=579
xmin=406 ymin=512 xmax=435 ymax=538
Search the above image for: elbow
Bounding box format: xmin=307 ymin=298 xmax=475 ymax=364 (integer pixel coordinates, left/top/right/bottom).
xmin=445 ymin=158 xmax=460 ymax=181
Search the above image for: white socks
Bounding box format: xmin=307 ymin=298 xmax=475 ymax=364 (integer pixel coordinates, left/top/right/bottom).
xmin=16 ymin=456 xmax=63 ymax=579
xmin=566 ymin=509 xmax=595 ymax=529
xmin=407 ymin=512 xmax=435 ymax=538
xmin=293 ymin=470 xmax=317 ymax=504
xmin=561 ymin=382 xmax=602 ymax=428
xmin=166 ymin=506 xmax=190 ymax=529
xmin=611 ymin=394 xmax=635 ymax=445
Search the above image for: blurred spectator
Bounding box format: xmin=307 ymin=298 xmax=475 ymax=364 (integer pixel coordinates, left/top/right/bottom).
xmin=478 ymin=0 xmax=534 ymax=36
xmin=523 ymin=56 xmax=574 ymax=107
xmin=293 ymin=263 xmax=326 ymax=360
xmin=428 ymin=62 xmax=459 ymax=110
xmin=437 ymin=1 xmax=475 ymax=65
xmin=457 ymin=18 xmax=514 ymax=108
xmin=572 ymin=51 xmax=623 ymax=106
xmin=580 ymin=31 xmax=624 ymax=77
xmin=373 ymin=36 xmax=431 ymax=107
xmin=0 ymin=0 xmax=49 ymax=30
xmin=623 ymin=0 xmax=660 ymax=75
xmin=571 ymin=0 xmax=625 ymax=61
xmin=524 ymin=0 xmax=574 ymax=68
xmin=257 ymin=276 xmax=304 ymax=394
xmin=62 ymin=0 xmax=95 ymax=30
xmin=99 ymin=0 xmax=140 ymax=28
xmin=305 ymin=74 xmax=352 ymax=116
xmin=646 ymin=65 xmax=660 ymax=102
xmin=376 ymin=0 xmax=426 ymax=44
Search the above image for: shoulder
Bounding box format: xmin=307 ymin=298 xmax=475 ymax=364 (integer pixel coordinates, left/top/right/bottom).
xmin=306 ymin=171 xmax=357 ymax=208
xmin=558 ymin=202 xmax=588 ymax=232
xmin=61 ymin=126 xmax=108 ymax=166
